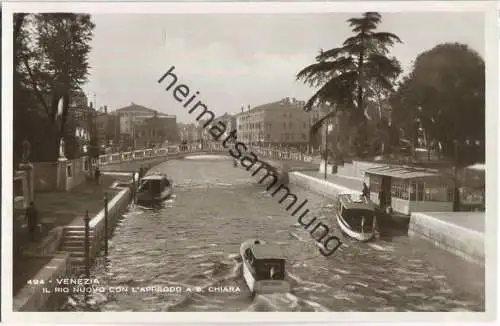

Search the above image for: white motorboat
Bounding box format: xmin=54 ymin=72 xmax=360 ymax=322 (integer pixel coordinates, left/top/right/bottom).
xmin=240 ymin=239 xmax=291 ymax=295
xmin=335 ymin=194 xmax=377 ymax=242
xmin=136 ymin=173 xmax=173 ymax=205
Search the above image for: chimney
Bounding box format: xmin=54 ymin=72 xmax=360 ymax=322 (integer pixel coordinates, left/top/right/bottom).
xmin=241 ymin=105 xmax=244 ymax=113
xmin=104 ymin=105 xmax=108 ymax=114
xmin=248 ymin=105 xmax=251 ymax=111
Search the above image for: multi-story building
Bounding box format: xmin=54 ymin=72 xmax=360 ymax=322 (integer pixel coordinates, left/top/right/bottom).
xmin=66 ymin=91 xmax=96 ymax=157
xmin=209 ymin=113 xmax=237 ymax=140
xmin=111 ymin=102 xmax=179 ymax=149
xmin=235 ymin=97 xmax=310 ymax=149
xmin=135 ymin=113 xmax=180 ymax=148
xmin=179 ymin=123 xmax=202 ymax=143
xmin=96 ymin=106 xmax=121 ymax=150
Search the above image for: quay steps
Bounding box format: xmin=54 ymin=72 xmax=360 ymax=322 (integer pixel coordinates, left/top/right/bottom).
xmin=59 ymin=227 xmax=96 ymax=262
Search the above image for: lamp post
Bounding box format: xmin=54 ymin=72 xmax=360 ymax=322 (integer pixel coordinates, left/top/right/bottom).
xmin=323 ymin=121 xmax=334 ymax=180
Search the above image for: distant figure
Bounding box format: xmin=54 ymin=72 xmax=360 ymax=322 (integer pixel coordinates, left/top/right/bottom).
xmin=138 ymin=166 xmax=145 ymax=180
xmin=94 ymin=166 xmax=101 ymax=185
xmin=233 ymin=159 xmax=238 ymax=167
xmin=362 ymin=183 xmax=370 ymax=198
xmin=25 ymin=201 xmax=39 ymax=241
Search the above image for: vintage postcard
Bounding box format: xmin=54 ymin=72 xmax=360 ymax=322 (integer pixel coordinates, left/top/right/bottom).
xmin=1 ymin=1 xmax=497 ymax=324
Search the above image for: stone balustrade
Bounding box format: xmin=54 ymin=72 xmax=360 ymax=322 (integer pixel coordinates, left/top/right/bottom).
xmin=97 ymin=144 xmax=316 ymax=166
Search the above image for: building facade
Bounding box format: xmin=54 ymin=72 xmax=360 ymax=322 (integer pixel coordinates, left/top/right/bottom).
xmin=135 ymin=114 xmax=179 ymax=148
xmin=235 ymin=98 xmax=310 ymax=148
xmin=209 ymin=113 xmax=237 ymax=140
xmin=179 ymin=123 xmax=202 ymax=143
xmin=112 ymin=102 xmax=179 ymax=149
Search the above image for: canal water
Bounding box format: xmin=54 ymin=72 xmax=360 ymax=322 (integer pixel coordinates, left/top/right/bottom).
xmin=63 ymin=155 xmax=485 ymax=312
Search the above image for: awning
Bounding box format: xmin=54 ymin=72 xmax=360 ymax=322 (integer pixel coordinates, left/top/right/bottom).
xmin=365 ymin=165 xmax=448 ymax=179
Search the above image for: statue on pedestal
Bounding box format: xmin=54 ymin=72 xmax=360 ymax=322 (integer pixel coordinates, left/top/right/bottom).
xmin=21 ymin=138 xmax=31 ymax=163
xmin=59 ymin=137 xmax=66 ymax=159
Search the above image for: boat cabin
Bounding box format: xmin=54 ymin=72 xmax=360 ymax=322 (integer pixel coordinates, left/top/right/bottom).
xmin=337 ymin=194 xmax=377 ymax=231
xmin=138 ymin=175 xmax=170 ymax=193
xmin=365 ymin=165 xmax=455 ymax=216
xmin=243 ymin=244 xmax=286 ymax=281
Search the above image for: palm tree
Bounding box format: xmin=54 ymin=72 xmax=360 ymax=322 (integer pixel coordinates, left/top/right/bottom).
xmin=297 ymin=12 xmax=402 ymax=158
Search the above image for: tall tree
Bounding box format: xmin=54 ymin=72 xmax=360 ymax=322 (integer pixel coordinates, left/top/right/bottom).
xmin=390 ymin=43 xmax=484 ymax=211
xmin=14 ymin=13 xmax=95 ymax=161
xmin=297 ymin=12 xmax=402 ymax=157
xmin=390 ymin=43 xmax=485 ymax=165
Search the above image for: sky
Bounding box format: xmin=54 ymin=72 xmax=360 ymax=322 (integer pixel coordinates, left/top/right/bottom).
xmin=82 ymin=12 xmax=485 ymax=123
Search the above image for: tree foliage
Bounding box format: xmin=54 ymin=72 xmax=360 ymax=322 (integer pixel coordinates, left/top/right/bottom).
xmin=14 ymin=13 xmax=95 ymax=163
xmin=297 ymin=12 xmax=402 ymax=157
xmin=390 ymin=43 xmax=485 ymax=165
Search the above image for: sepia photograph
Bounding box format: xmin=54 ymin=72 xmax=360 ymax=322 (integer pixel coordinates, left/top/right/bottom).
xmin=2 ymin=1 xmax=496 ymax=323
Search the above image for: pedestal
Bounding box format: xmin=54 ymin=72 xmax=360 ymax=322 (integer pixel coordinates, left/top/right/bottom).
xmin=57 ymin=157 xmax=68 ymax=191
xmin=18 ymin=162 xmax=34 ymax=203
xmin=319 ymin=161 xmax=334 ymax=175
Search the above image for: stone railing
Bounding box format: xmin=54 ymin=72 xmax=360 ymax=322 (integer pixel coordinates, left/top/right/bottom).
xmin=98 ymin=147 xmax=169 ymax=166
xmin=97 ymin=144 xmax=319 ymax=166
xmin=248 ymin=146 xmax=317 ymax=163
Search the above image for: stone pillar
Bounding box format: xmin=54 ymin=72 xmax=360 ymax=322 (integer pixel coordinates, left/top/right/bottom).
xmin=57 ymin=157 xmax=68 ymax=191
xmin=18 ymin=163 xmax=34 ymax=203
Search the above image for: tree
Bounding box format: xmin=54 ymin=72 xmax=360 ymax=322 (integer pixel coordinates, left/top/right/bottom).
xmin=14 ymin=13 xmax=95 ymax=162
xmin=297 ymin=12 xmax=402 ymax=157
xmin=390 ymin=43 xmax=484 ymax=211
xmin=390 ymin=43 xmax=485 ymax=165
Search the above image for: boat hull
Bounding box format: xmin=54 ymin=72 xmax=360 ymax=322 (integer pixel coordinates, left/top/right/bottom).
xmin=136 ymin=186 xmax=172 ymax=205
xmin=336 ymin=213 xmax=375 ymax=242
xmin=239 ymin=239 xmax=291 ymax=295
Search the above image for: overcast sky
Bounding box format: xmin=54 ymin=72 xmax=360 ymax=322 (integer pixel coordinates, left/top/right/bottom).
xmin=81 ymin=12 xmax=484 ymax=123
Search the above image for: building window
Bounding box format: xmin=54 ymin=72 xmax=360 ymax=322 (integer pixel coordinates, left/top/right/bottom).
xmin=423 ymin=183 xmax=450 ymax=202
xmin=369 ymin=175 xmax=381 ymax=193
xmin=391 ymin=179 xmax=409 ymax=200
xmin=67 ymin=164 xmax=73 ymax=178
xmin=302 ymin=133 xmax=306 ymax=140
xmin=417 ymin=182 xmax=424 ymax=201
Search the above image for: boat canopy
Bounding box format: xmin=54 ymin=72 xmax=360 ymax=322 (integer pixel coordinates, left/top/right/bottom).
xmin=250 ymin=244 xmax=286 ymax=260
xmin=338 ymin=194 xmax=376 ymax=211
xmin=141 ymin=174 xmax=168 ymax=181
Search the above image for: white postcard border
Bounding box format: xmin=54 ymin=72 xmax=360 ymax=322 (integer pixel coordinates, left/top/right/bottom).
xmin=2 ymin=1 xmax=498 ymax=324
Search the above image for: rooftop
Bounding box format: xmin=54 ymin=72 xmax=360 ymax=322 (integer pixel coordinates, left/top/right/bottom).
xmin=235 ymin=98 xmax=307 ymax=116
xmin=365 ymin=165 xmax=450 ymax=180
xmin=114 ymin=103 xmax=157 ymax=114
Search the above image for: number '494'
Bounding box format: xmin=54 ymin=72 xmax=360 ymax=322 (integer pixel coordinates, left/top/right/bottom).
xmin=27 ymin=279 xmax=45 ymax=285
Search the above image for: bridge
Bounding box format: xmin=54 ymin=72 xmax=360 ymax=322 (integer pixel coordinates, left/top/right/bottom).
xmin=98 ymin=144 xmax=319 ymax=173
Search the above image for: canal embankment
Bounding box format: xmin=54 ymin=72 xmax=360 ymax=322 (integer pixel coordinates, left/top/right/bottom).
xmin=288 ymin=168 xmax=485 ymax=267
xmin=13 ymin=157 xmax=165 ymax=311
xmin=288 ymin=168 xmax=484 ymax=302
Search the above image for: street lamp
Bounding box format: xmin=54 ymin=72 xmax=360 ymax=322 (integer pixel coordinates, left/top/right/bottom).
xmin=324 ymin=121 xmax=333 ymax=180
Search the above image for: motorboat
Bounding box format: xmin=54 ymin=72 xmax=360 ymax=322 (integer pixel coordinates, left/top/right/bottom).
xmin=240 ymin=239 xmax=291 ymax=295
xmin=335 ymin=194 xmax=377 ymax=242
xmin=136 ymin=173 xmax=173 ymax=205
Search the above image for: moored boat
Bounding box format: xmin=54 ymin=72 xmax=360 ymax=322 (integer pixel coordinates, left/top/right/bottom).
xmin=336 ymin=194 xmax=377 ymax=242
xmin=240 ymin=239 xmax=291 ymax=295
xmin=136 ymin=173 xmax=173 ymax=205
